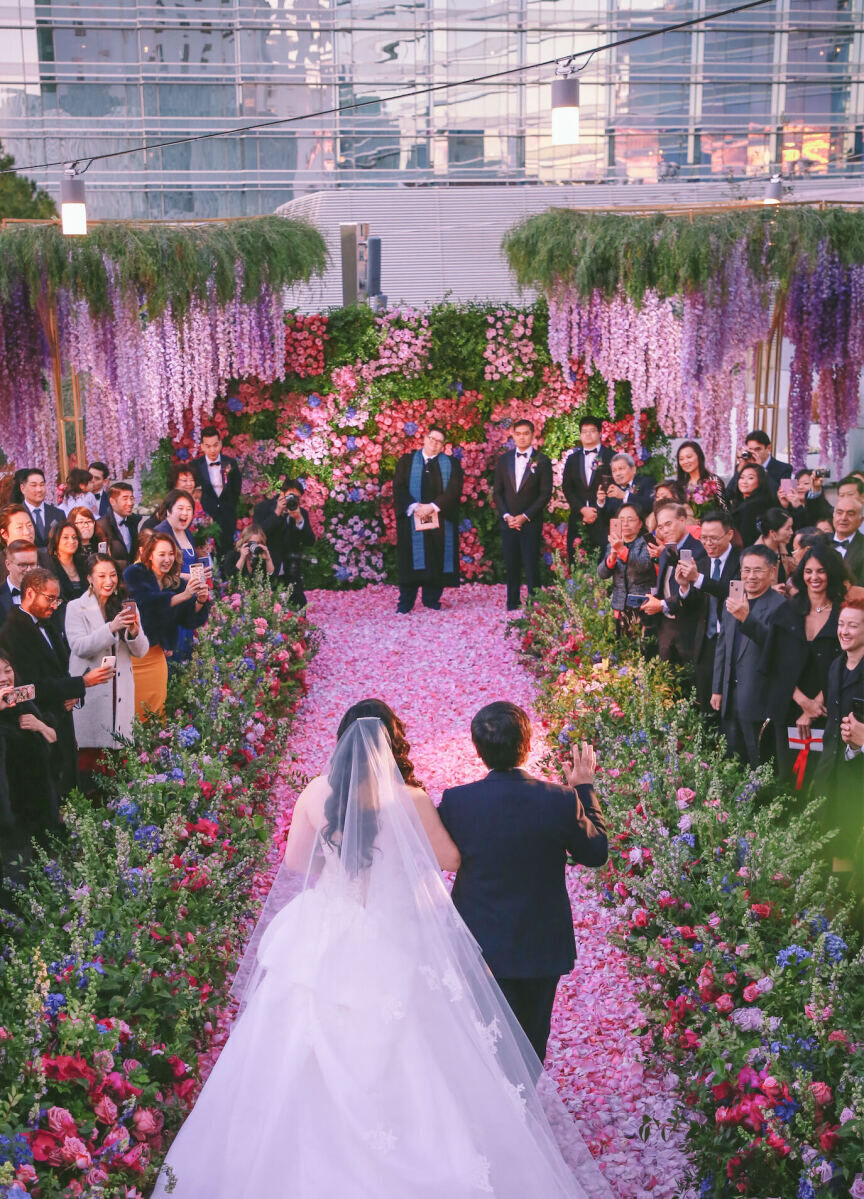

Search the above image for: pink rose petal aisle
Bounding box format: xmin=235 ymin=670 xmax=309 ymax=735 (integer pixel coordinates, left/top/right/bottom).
xmin=270 ymin=583 xmax=691 ymax=1198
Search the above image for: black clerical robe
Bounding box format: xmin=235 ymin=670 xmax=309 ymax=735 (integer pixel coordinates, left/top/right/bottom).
xmin=393 ymin=450 xmax=464 ymax=588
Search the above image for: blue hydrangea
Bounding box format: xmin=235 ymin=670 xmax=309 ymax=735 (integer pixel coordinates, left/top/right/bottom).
xmin=133 ymin=824 xmax=162 ymax=850
xmin=822 ymin=934 xmax=847 ymax=962
xmin=775 ymin=1100 xmax=799 ymax=1122
xmin=558 ymin=731 xmax=570 ymax=745
xmin=307 ymin=394 xmax=321 ymax=408
xmin=226 ymin=395 xmax=243 ymax=413
xmin=698 ymin=1177 xmax=713 ymax=1196
xmin=241 ymin=656 xmax=255 ymax=670
xmin=177 ymin=725 xmax=201 ymax=747
xmin=169 ymin=768 xmax=186 ymax=782
xmin=44 ymin=992 xmax=66 ymax=1017
xmin=116 ymin=798 xmax=139 ymax=824
xmin=345 ymin=406 xmax=357 ymax=420
xmin=461 ymin=555 xmax=474 ymax=564
xmin=459 ymin=518 xmax=473 ymax=533
xmin=403 ymin=421 xmax=418 ymax=435
xmin=452 ymin=445 xmax=463 ymax=459
xmin=777 ymin=945 xmax=811 ymax=969
xmin=296 ymin=422 xmax=312 ymax=440
xmin=334 ymin=565 xmax=350 ymax=581
xmin=175 ymin=447 xmax=190 ymax=461
xmin=346 ymin=436 xmax=357 ymax=450
xmin=348 ymin=488 xmax=363 ymax=502
xmin=543 ymin=552 xmax=553 ymax=565
xmin=93 ymin=930 xmax=106 ymax=945
xmin=797 ymin=1177 xmax=816 ymax=1199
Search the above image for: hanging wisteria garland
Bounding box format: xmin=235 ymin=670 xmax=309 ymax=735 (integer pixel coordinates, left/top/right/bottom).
xmin=512 ymin=207 xmax=864 ymax=467
xmin=0 ymin=268 xmax=287 ymax=475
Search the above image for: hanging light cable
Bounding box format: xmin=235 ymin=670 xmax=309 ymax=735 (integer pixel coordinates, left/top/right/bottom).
xmin=60 ymin=162 xmax=89 ymax=235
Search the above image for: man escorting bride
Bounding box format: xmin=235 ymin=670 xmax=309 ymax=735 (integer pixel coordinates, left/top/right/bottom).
xmin=153 ymin=700 xmax=613 ymax=1199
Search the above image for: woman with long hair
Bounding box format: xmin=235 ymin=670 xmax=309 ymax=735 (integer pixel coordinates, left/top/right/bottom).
xmin=755 ymin=507 xmax=795 ymax=582
xmin=223 ymin=523 xmax=275 ymax=583
xmin=675 ymin=440 xmax=725 ymax=517
xmin=122 ymin=533 xmax=209 ymax=718
xmin=728 ymin=463 xmax=775 ymax=547
xmin=65 ymin=554 xmax=149 ymax=761
xmin=46 ymin=521 xmax=89 ymax=608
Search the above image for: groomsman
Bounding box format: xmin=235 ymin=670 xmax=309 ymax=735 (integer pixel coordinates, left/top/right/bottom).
xmin=598 ymin=453 xmax=655 ymax=519
xmin=101 ymin=483 xmax=140 ymax=571
xmin=561 ymin=416 xmax=614 ymax=560
xmin=18 ymin=469 xmax=64 ymax=549
xmin=493 ymin=420 xmax=553 ymax=610
xmin=193 ymin=425 xmax=242 ymax=558
xmin=393 ymin=426 xmax=463 ymax=613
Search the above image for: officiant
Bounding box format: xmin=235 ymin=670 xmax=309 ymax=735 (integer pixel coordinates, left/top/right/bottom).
xmin=394 ymin=426 xmax=464 ymax=614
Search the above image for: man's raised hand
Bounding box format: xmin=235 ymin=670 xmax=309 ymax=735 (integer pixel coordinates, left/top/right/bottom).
xmin=562 ymin=741 xmax=596 ymax=787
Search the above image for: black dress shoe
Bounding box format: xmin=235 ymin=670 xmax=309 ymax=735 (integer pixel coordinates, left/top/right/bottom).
xmin=423 ymin=602 xmax=442 ymax=610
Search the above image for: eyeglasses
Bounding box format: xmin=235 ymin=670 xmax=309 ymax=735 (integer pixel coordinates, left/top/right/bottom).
xmin=36 ymin=591 xmax=62 ymax=606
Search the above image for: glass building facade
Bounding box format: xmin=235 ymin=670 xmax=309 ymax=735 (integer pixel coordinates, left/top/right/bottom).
xmin=0 ymin=0 xmax=861 ymax=219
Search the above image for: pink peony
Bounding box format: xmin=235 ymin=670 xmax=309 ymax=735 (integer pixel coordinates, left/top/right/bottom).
xmin=60 ymin=1136 xmax=92 ymax=1169
xmin=46 ymin=1107 xmax=77 ymax=1136
xmin=675 ymin=787 xmax=696 ymax=808
xmin=94 ymin=1095 xmax=118 ymax=1124
xmin=715 ymin=994 xmax=734 ymax=1013
xmin=811 ymin=1081 xmax=833 ymax=1105
xmin=132 ymin=1107 xmax=164 ymax=1141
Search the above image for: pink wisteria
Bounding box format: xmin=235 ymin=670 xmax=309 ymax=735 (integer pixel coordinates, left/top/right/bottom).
xmin=252 ymin=584 xmax=692 ymax=1198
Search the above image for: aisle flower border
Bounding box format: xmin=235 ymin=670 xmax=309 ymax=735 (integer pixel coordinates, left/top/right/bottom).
xmin=516 ymin=567 xmax=864 ymax=1199
xmin=0 ymin=578 xmax=319 ymax=1198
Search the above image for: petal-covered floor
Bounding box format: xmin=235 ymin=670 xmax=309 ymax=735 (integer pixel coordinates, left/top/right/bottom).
xmin=269 ymin=583 xmax=692 ymax=1197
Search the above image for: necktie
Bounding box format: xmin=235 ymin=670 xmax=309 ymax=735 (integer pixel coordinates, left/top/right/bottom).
xmin=33 ymin=507 xmax=45 ymax=541
xmin=707 ymin=558 xmax=722 ymax=637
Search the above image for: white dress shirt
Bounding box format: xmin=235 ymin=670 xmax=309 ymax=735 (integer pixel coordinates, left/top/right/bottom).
xmin=514 ymin=447 xmax=533 ymax=491
xmin=206 ymin=457 xmax=224 ymax=497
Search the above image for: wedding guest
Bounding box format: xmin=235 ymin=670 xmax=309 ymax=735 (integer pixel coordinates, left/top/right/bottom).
xmin=102 ymin=483 xmax=140 ymax=570
xmin=223 ymin=524 xmax=276 ymax=583
xmin=755 ymin=508 xmax=795 ymax=582
xmin=0 ymin=651 xmax=60 ymax=877
xmin=18 ymin=469 xmax=64 ymax=548
xmin=169 ymin=465 xmax=206 ymax=525
xmin=439 ymin=702 xmax=606 ymax=1064
xmin=598 ymin=453 xmax=655 ymax=519
xmin=711 ymin=545 xmax=788 ymax=767
xmin=46 ymin=522 xmax=89 ymax=612
xmin=492 ymin=420 xmax=553 ymax=611
xmin=831 ymin=497 xmax=864 ymax=584
xmin=0 ymin=540 xmax=39 ymax=626
xmin=597 ymin=503 xmax=655 ymax=637
xmin=0 ymin=506 xmax=46 ymax=584
xmin=781 ymin=469 xmax=834 ymax=528
xmin=674 ymin=510 xmax=741 ymax=715
xmin=67 ymin=505 xmax=103 ymax=557
xmin=837 ymin=475 xmax=864 ymax=502
xmin=776 ymin=544 xmax=848 ymax=780
xmin=676 ymin=440 xmax=726 ymax=514
xmin=123 ymin=534 xmax=210 ymax=719
xmin=193 ymin=426 xmax=242 ymax=558
xmin=87 ymin=461 xmax=112 ymax=519
xmin=393 ymin=426 xmax=463 ymax=614
xmin=253 ymin=478 xmax=315 ymax=605
xmin=725 ymin=429 xmax=792 ymax=498
xmin=812 ymin=596 xmax=864 ymax=908
xmin=728 ymin=463 xmax=776 ymax=547
xmin=640 ymin=503 xmax=708 ymax=664
xmin=790 ymin=527 xmax=829 ymax=570
xmin=59 ymin=468 xmax=99 ymax=517
xmin=0 ymin=568 xmax=114 ymax=796
xmin=66 ymin=554 xmax=149 ymax=758
xmin=154 ymin=489 xmax=198 ymax=577
xmin=644 ymin=480 xmax=687 ymax=538
xmin=561 ymin=416 xmax=614 ymax=561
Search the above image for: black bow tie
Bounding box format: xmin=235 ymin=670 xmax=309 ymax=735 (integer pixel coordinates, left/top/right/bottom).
xmin=118 ymin=518 xmax=128 ymax=526
xmin=516 ymin=451 xmax=529 ymax=459
xmin=209 ymin=459 xmax=222 ymax=467
xmin=10 ymin=587 xmax=20 ymax=596
xmin=835 ymin=538 xmax=850 ymax=548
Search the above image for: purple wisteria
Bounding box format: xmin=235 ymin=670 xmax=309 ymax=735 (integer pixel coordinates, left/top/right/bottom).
xmin=0 ymin=266 xmax=286 ymax=475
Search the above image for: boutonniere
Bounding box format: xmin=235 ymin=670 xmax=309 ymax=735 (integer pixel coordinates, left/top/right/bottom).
xmin=529 ymin=461 xmax=537 ymax=474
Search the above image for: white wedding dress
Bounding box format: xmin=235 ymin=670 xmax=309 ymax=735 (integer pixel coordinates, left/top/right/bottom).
xmin=152 ymin=719 xmax=613 ymax=1199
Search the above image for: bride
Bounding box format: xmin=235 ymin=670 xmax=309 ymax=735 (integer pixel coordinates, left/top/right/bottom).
xmin=153 ymin=699 xmax=613 ymax=1198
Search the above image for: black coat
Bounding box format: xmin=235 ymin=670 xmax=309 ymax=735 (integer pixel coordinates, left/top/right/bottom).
xmin=393 ymin=451 xmax=463 ymax=587
xmin=193 ymin=454 xmax=242 ymax=550
xmin=438 ymin=770 xmax=607 ymax=978
xmin=493 ymin=450 xmax=553 ymax=522
xmin=729 ymin=495 xmax=776 ymax=548
xmin=101 ymin=508 xmax=141 ymax=571
xmin=252 ymin=499 xmax=316 ymax=579
xmin=711 ymin=588 xmax=789 ymax=720
xmin=562 ymin=446 xmax=615 ymax=552
xmin=683 ymin=546 xmax=742 ymax=658
xmin=838 ymin=531 xmax=864 ymax=587
xmin=23 ymin=502 xmax=65 ymax=549
xmin=122 ymin=564 xmax=210 ymax=654
xmin=601 ymin=474 xmax=656 ymax=520
xmin=0 ymin=606 xmax=86 ymax=796
xmin=655 ymin=534 xmax=709 ymax=662
xmin=0 ymin=580 xmax=21 ymax=627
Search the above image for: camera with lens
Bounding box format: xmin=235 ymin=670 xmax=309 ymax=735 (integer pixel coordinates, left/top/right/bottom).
xmin=739 ymin=450 xmax=754 ymax=461
xmin=812 ymin=468 xmax=831 ymax=480
xmin=249 ymin=543 xmax=265 ymax=557
xmin=284 ymin=493 xmax=301 ymax=513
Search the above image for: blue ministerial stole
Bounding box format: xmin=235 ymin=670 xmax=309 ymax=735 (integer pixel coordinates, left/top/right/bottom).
xmin=409 ymin=450 xmax=455 ymax=574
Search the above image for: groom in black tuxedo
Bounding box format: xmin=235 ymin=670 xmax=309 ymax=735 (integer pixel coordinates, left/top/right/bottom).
xmin=493 ymin=420 xmax=553 ymax=610
xmin=439 ymin=702 xmax=607 ymax=1064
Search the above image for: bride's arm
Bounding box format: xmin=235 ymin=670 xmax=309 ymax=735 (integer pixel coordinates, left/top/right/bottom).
xmin=410 ymin=788 xmax=461 ymax=872
xmin=282 ymin=778 xmax=326 ymax=872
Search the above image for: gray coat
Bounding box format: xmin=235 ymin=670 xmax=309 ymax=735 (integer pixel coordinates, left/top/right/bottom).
xmin=597 ymin=536 xmax=655 ymax=610
xmin=65 ymin=590 xmax=149 ymax=748
xmin=711 ymin=587 xmax=788 ymax=720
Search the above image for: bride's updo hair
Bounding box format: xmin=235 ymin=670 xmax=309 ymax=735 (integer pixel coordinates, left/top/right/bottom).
xmin=336 ymin=699 xmax=422 ymax=788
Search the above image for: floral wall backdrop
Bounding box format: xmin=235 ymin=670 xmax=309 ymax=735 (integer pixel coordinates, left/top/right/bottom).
xmin=157 ymin=301 xmax=669 ymax=589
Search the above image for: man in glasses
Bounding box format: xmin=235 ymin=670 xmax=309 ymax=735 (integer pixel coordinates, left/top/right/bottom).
xmin=0 ymin=568 xmax=114 ymax=797
xmin=710 ymin=545 xmax=788 ymax=767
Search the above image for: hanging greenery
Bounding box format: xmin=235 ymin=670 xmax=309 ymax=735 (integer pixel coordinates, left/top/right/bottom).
xmin=503 ymin=205 xmax=864 ymax=467
xmin=502 ymin=204 xmax=864 ymax=301
xmin=0 ymin=215 xmax=328 ymax=320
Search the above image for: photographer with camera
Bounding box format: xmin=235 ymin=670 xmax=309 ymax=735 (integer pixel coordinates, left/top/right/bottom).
xmin=224 ymin=524 xmax=275 ymax=583
xmin=725 ymin=430 xmax=792 ymax=501
xmin=253 ymin=477 xmax=316 ymax=607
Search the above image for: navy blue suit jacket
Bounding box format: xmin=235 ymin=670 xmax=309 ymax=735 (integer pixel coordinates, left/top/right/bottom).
xmin=438 ymin=770 xmax=608 ymax=979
